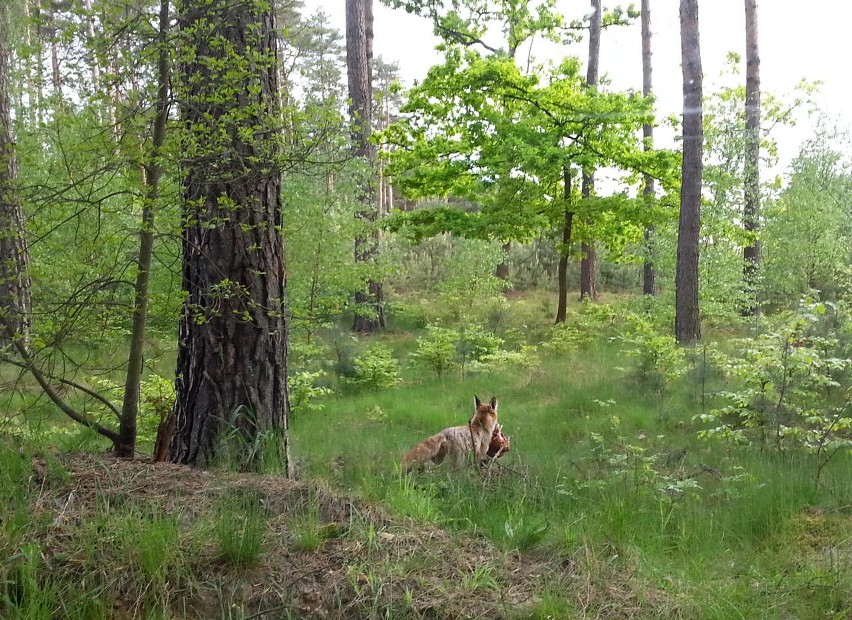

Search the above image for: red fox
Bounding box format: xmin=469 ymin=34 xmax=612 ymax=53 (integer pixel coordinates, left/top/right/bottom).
xmin=401 ymin=396 xmax=499 ymax=471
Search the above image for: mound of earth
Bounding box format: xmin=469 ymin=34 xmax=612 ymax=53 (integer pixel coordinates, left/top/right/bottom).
xmin=20 ymin=452 xmax=671 ymax=619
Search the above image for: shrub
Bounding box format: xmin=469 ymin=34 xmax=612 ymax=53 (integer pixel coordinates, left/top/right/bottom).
xmin=694 ymin=297 xmax=852 ymax=473
xmin=436 ymin=239 xmax=508 ymax=323
xmin=412 ymin=323 xmax=506 ymax=377
xmin=540 ymin=322 xmax=589 ymax=354
xmin=619 ymin=314 xmax=686 ymax=395
xmin=540 ymin=300 xmax=620 ymax=354
xmin=350 ymin=345 xmax=402 ymax=390
xmin=468 ymin=345 xmax=540 ymax=374
xmin=455 ymin=325 xmax=504 ymax=373
xmin=289 ymin=370 xmax=332 ymax=415
xmin=411 ymin=325 xmax=458 ymax=377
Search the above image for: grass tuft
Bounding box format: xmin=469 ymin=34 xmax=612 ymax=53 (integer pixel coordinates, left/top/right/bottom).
xmin=214 ymin=489 xmax=268 ymax=568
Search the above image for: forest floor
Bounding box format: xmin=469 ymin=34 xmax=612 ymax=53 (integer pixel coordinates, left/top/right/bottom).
xmin=20 ymin=451 xmax=679 ymax=619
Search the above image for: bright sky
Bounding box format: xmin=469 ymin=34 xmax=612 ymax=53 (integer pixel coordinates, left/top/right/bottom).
xmin=311 ymin=0 xmax=852 ymax=172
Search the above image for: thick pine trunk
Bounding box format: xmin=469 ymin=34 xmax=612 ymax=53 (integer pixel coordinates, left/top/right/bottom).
xmin=579 ymin=0 xmax=601 ymax=301
xmin=742 ymin=0 xmax=761 ymax=315
xmin=641 ymin=0 xmax=658 ymax=296
xmin=675 ymin=0 xmax=703 ymax=344
xmin=169 ymin=0 xmax=289 ymax=471
xmin=0 ymin=4 xmax=32 ymax=348
xmin=347 ymin=0 xmax=384 ymax=332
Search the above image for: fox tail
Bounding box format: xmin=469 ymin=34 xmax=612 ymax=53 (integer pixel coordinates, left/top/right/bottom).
xmin=401 ymin=434 xmax=448 ymax=472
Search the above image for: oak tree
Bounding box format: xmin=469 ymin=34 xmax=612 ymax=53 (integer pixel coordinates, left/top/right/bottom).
xmin=382 ymin=50 xmax=675 ymax=323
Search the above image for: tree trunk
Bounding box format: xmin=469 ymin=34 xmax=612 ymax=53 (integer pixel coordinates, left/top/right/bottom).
xmin=579 ymin=0 xmax=601 ymax=301
xmin=347 ymin=0 xmax=385 ymax=332
xmin=0 ymin=2 xmax=32 ymax=348
xmin=555 ymin=167 xmax=574 ymax=323
xmin=675 ymin=0 xmax=703 ymax=344
xmin=82 ymin=0 xmax=101 ymax=93
xmin=495 ymin=241 xmax=511 ymax=281
xmin=641 ymin=0 xmax=658 ymax=296
xmin=48 ymin=2 xmax=61 ymax=99
xmin=32 ymin=1 xmax=45 ymax=127
xmin=169 ymin=0 xmax=289 ymax=472
xmin=742 ymin=0 xmax=760 ymax=315
xmin=116 ymin=0 xmax=170 ymax=459
xmin=22 ymin=0 xmax=36 ymax=126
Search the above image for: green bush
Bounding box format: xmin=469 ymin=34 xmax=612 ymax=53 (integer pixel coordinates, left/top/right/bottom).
xmin=619 ymin=314 xmax=686 ymax=395
xmin=350 ymin=345 xmax=402 ymax=390
xmin=411 ymin=325 xmax=458 ymax=377
xmin=455 ymin=325 xmax=504 ymax=373
xmin=468 ymin=345 xmax=540 ymax=374
xmin=694 ymin=297 xmax=852 ymax=461
xmin=412 ymin=323 xmax=505 ymax=377
xmin=289 ymin=370 xmax=332 ymax=414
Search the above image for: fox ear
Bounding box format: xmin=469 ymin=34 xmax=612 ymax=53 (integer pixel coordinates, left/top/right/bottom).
xmin=474 ymin=395 xmax=482 ymax=407
xmin=490 ymin=397 xmax=498 ymax=410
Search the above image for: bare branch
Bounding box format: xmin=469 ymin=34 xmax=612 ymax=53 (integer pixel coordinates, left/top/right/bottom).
xmin=0 ymin=316 xmax=120 ymax=446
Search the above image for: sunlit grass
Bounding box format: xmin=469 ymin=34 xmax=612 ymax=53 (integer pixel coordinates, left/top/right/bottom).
xmin=3 ymin=293 xmax=852 ymax=617
xmin=291 ymin=336 xmax=852 ymax=616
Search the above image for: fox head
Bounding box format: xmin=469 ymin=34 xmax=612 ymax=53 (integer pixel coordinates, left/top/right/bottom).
xmin=472 ymin=395 xmax=498 ymax=428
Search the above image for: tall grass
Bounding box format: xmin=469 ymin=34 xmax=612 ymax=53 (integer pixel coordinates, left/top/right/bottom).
xmin=290 ymin=338 xmax=852 ymax=617
xmin=214 ymin=489 xmax=268 ymax=568
xmin=3 ymin=294 xmax=852 ymax=617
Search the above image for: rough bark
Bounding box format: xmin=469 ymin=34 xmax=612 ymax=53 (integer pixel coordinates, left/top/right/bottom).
xmin=555 ymin=167 xmax=574 ymax=324
xmin=579 ymin=0 xmax=601 ymax=301
xmin=0 ymin=2 xmax=32 ymax=348
xmin=347 ymin=0 xmax=385 ymax=332
xmin=742 ymin=0 xmax=761 ymax=315
xmin=675 ymin=0 xmax=703 ymax=344
xmin=641 ymin=0 xmax=658 ymax=296
xmin=169 ymin=0 xmax=289 ymax=471
xmin=116 ymin=0 xmax=170 ymax=458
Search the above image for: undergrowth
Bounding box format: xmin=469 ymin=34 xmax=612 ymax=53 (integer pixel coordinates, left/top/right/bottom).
xmin=289 ymin=297 xmax=852 ymax=618
xmin=3 ymin=294 xmax=852 ymax=617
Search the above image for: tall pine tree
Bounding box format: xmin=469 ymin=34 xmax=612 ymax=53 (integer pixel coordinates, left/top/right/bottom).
xmin=168 ymin=0 xmax=290 ymax=470
xmin=675 ymin=0 xmax=703 ymax=343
